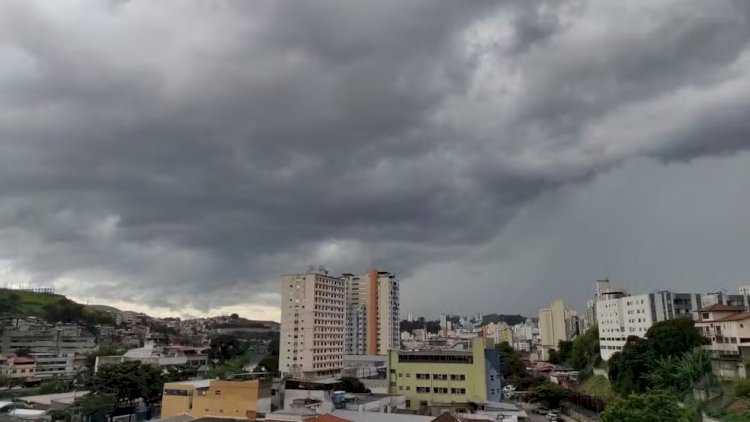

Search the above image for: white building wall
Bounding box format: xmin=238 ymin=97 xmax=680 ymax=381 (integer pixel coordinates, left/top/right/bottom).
xmin=280 ymin=269 xmax=345 ymax=379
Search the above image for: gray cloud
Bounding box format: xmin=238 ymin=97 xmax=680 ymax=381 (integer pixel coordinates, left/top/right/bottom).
xmin=0 ymin=0 xmax=749 ymax=316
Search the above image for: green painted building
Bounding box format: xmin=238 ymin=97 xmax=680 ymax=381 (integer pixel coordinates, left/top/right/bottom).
xmin=387 ymin=337 xmax=502 ymax=411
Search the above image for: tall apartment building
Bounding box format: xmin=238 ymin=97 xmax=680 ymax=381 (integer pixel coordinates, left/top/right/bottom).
xmin=280 ymin=268 xmax=346 ymax=379
xmin=597 ymin=288 xmax=704 ymax=360
xmin=538 ymin=299 xmax=568 ymax=349
xmin=342 ymin=270 xmax=400 ymax=356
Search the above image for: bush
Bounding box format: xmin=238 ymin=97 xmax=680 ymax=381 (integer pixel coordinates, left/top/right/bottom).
xmin=733 ymin=379 xmax=750 ymax=399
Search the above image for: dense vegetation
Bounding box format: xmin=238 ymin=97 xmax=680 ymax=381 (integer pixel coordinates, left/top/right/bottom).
xmin=608 ymin=318 xmax=706 ymax=396
xmin=481 ymin=314 xmax=527 ymax=326
xmin=600 ymin=390 xmax=696 ymax=422
xmin=0 ymin=289 xmax=115 ymax=325
xmin=399 ymin=317 xmax=442 ymax=334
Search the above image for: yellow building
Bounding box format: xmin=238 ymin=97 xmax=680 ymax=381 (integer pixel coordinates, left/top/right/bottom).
xmin=161 ymin=378 xmax=271 ymax=419
xmin=387 ymin=337 xmax=501 ymax=412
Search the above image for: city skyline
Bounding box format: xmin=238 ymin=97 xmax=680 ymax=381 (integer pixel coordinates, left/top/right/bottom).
xmin=0 ymin=1 xmax=749 ymax=320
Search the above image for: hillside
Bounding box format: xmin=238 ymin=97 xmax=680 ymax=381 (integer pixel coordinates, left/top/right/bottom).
xmin=0 ymin=288 xmax=115 ymax=324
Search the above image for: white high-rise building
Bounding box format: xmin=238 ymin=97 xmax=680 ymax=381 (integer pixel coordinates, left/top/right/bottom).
xmin=343 ymin=270 xmax=400 ymax=355
xmin=280 ymin=267 xmax=346 ymax=379
xmin=597 ymin=288 xmax=704 ymax=361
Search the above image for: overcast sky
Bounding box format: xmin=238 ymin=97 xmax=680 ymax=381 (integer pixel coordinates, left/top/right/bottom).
xmin=1 ymin=0 xmax=749 ymax=321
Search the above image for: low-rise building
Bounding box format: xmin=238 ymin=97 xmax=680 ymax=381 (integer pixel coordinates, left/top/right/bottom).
xmin=161 ymin=377 xmax=272 ymax=419
xmin=0 ymin=353 xmax=37 ymax=381
xmin=95 ymin=341 xmax=207 ymax=373
xmin=695 ymin=304 xmax=750 ymax=380
xmin=387 ymin=337 xmax=501 ymax=412
xmin=29 ymin=352 xmax=76 ymax=380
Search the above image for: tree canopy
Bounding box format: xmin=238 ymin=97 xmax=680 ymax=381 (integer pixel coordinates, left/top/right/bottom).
xmin=570 ymin=326 xmax=600 ymax=370
xmin=608 ymin=319 xmax=705 ymax=395
xmin=82 ymin=361 xmax=165 ymax=419
xmin=528 ymin=383 xmax=567 ymax=410
xmin=600 ymin=390 xmax=696 ymax=422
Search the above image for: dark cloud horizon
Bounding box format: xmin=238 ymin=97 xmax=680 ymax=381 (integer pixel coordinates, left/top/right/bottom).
xmin=1 ymin=0 xmax=749 ymax=320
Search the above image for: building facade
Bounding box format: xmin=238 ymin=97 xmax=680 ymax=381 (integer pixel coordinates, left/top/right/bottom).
xmin=695 ymin=304 xmax=750 ymax=380
xmin=538 ymin=299 xmax=568 ymax=350
xmin=597 ymin=289 xmax=705 ymax=360
xmin=342 ymin=270 xmax=400 ymax=356
xmin=161 ymin=378 xmax=271 ymax=419
xmin=280 ymin=268 xmax=346 ymax=379
xmin=386 ymin=337 xmax=501 ymax=411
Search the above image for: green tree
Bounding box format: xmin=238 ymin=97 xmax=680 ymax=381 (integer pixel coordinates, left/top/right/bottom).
xmin=645 ymin=318 xmax=705 ymax=357
xmin=647 ymin=349 xmax=711 ymax=397
xmin=548 ymin=349 xmax=560 ymax=364
xmin=85 ymin=345 xmax=125 ymax=372
xmin=600 ymin=390 xmax=695 ymax=422
xmin=723 ymin=412 xmax=750 ymax=422
xmin=208 ymin=335 xmax=247 ymax=364
xmin=609 ymin=319 xmax=704 ymax=395
xmin=338 ymin=376 xmax=369 ymax=393
xmin=733 ymin=379 xmax=750 ymax=399
xmin=86 ymin=361 xmax=165 ymax=418
xmin=0 ymin=374 xmax=9 ymax=388
xmin=15 ymin=347 xmax=32 ymax=357
xmin=254 ymin=356 xmax=279 ymax=375
xmin=557 ymin=341 xmax=573 ymax=365
xmin=571 ymin=326 xmax=600 ymax=370
xmin=70 ymin=393 xmax=117 ymax=422
xmin=495 ymin=342 xmax=525 ymax=379
xmin=39 ymin=380 xmax=71 ymax=394
xmin=528 ymin=383 xmax=567 ymax=409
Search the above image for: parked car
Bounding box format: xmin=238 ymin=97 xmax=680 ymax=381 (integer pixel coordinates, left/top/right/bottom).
xmin=546 ymin=411 xmax=561 ymax=421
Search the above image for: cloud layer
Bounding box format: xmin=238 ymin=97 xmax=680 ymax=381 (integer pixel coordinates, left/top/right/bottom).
xmin=1 ymin=0 xmax=749 ymax=318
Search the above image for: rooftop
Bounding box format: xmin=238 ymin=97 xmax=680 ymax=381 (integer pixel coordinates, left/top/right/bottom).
xmin=164 ymin=379 xmax=212 ymax=389
xmin=331 ymin=410 xmax=433 ymax=422
xmin=18 ymin=391 xmax=91 ymax=406
xmin=698 ymin=304 xmax=746 ymax=312
xmin=717 ymin=312 xmax=750 ymax=322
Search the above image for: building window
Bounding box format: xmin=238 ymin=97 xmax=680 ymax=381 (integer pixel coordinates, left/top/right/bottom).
xmin=451 ymin=388 xmax=466 ymax=394
xmin=450 ymin=374 xmax=465 ymax=381
xmin=433 ymin=374 xmax=448 ymax=380
xmin=215 ymin=390 xmax=222 ymax=396
xmin=416 ymin=387 xmax=430 ymax=393
xmin=433 ymin=387 xmax=448 ymax=394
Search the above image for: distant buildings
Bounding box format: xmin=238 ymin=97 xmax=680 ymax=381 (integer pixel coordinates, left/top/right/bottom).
xmin=538 ymin=299 xmax=575 ymax=356
xmin=594 ymin=280 xmax=750 ymax=361
xmin=343 ymin=270 xmax=400 ymax=356
xmin=95 ymin=341 xmax=208 ymax=373
xmin=387 ymin=337 xmax=501 ymax=412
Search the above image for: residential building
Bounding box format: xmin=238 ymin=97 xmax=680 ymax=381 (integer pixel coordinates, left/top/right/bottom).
xmin=585 ymin=279 xmax=629 ymax=328
xmin=342 ymin=270 xmax=400 ymax=356
xmin=702 ymin=292 xmax=749 ymax=310
xmin=0 ymin=353 xmax=37 ymax=381
xmin=161 ymin=378 xmax=271 ymax=419
xmin=597 ymin=289 xmax=704 ymax=360
xmin=481 ymin=322 xmax=511 ymax=346
xmin=280 ymin=268 xmax=346 ymax=379
xmin=538 ymin=299 xmax=567 ymax=350
xmin=386 ymin=337 xmax=501 ymax=412
xmin=0 ymin=322 xmax=96 ymax=355
xmin=29 ymin=352 xmax=76 ymax=380
xmin=695 ymin=304 xmax=750 ymax=380
xmin=95 ymin=341 xmax=208 ymax=373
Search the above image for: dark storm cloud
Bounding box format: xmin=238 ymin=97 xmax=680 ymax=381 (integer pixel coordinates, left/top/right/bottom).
xmin=0 ymin=0 xmax=749 ymax=315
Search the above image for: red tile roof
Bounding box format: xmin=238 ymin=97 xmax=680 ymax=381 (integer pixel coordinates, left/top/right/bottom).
xmin=311 ymin=416 xmax=352 ymax=422
xmin=13 ymin=357 xmax=36 ymax=364
xmin=717 ymin=312 xmax=750 ymax=322
xmin=698 ymin=304 xmax=745 ymax=312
